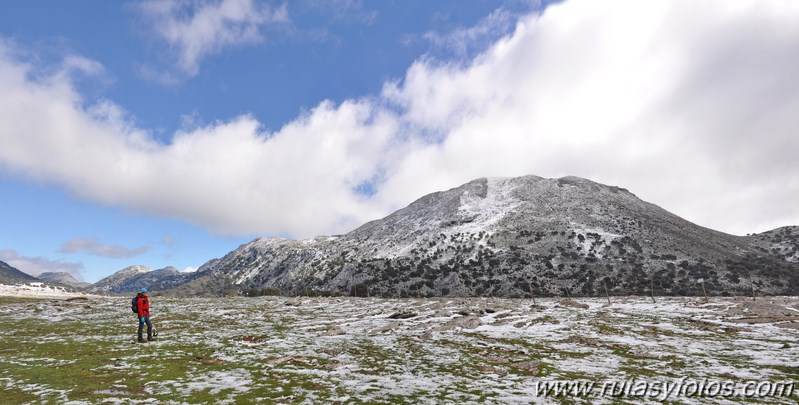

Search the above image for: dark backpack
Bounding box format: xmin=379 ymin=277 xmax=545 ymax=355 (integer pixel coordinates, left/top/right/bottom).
xmin=131 ymin=296 xmax=138 ymax=314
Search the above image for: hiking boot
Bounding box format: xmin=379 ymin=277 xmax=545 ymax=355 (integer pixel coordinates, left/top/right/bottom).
xmin=147 ymin=337 xmax=155 ymax=342
xmin=138 ymin=338 xmax=147 ymax=343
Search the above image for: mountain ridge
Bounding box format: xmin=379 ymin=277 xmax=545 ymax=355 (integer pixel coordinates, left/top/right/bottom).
xmin=170 ymin=175 xmax=799 ymax=297
xmin=0 ymin=260 xmax=39 ymax=285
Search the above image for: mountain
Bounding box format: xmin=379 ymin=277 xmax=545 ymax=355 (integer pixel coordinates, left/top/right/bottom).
xmin=0 ymin=260 xmax=38 ymax=284
xmin=175 ymin=175 xmax=799 ymax=297
xmin=91 ymin=265 xmax=192 ymax=294
xmin=92 ymin=265 xmax=151 ymax=293
xmin=37 ymin=272 xmax=90 ymax=289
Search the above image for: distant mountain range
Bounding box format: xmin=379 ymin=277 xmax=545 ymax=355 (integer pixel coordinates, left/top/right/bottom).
xmin=3 ymin=176 xmax=798 ymax=297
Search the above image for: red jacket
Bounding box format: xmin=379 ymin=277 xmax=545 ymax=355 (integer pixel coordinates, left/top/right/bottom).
xmin=137 ymin=294 xmax=150 ymax=317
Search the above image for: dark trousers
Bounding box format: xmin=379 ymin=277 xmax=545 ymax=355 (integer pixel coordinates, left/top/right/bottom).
xmin=137 ymin=316 xmax=153 ymax=340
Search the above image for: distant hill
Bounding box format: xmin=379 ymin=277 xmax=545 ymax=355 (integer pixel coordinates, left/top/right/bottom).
xmin=92 ymin=265 xmax=151 ymax=293
xmin=37 ymin=272 xmax=90 ymax=289
xmin=0 ymin=260 xmax=38 ymax=285
xmin=91 ymin=265 xmax=193 ymax=294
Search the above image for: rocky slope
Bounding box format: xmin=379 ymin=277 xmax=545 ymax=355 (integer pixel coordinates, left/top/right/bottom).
xmin=0 ymin=260 xmax=38 ymax=284
xmin=175 ymin=175 xmax=799 ymax=297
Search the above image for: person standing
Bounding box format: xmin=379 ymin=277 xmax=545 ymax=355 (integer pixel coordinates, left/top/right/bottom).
xmin=135 ymin=287 xmax=155 ymax=343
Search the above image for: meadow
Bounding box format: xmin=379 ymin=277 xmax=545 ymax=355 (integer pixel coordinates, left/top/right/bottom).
xmin=0 ymin=294 xmax=797 ymax=404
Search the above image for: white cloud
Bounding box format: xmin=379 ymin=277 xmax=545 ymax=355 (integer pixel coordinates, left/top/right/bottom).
xmin=0 ymin=250 xmax=85 ymax=280
xmin=0 ymin=41 xmax=393 ymax=237
xmin=137 ymin=0 xmax=289 ymax=77
xmin=376 ymin=0 xmax=799 ymax=235
xmin=421 ymin=7 xmax=518 ymax=56
xmin=59 ymin=237 xmax=150 ymax=258
xmin=2 ymin=0 xmax=799 ymax=239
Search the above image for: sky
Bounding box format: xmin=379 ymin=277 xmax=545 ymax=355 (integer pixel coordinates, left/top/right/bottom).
xmin=1 ymin=0 xmax=798 ymax=283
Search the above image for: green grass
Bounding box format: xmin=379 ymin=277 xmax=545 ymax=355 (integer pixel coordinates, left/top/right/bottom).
xmin=1 ymin=296 xmax=797 ymax=403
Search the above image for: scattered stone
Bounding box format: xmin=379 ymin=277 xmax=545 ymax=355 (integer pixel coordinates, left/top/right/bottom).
xmin=419 ymin=331 xmax=433 ymax=340
xmin=510 ymin=360 xmax=539 ymax=374
xmin=388 ymin=311 xmax=418 ymax=319
xmin=559 ymin=335 xmax=598 ymax=346
xmin=438 ymin=316 xmax=481 ymax=331
xmin=324 ymin=326 xmax=346 ymax=336
xmin=776 ymin=321 xmax=799 ymax=330
xmin=529 ymin=315 xmax=560 ymax=325
xmin=477 ymin=365 xmax=507 ymax=377
xmin=483 ymin=355 xmax=510 ymax=364
xmin=322 ymin=347 xmax=344 ymax=356
xmin=558 ymin=299 xmax=589 ymax=309
xmin=370 ymin=322 xmax=401 ymax=334
xmin=688 ymin=318 xmax=740 ymax=333
xmin=65 ymin=296 xmax=89 ymax=302
xmin=238 ymin=335 xmax=261 ymax=343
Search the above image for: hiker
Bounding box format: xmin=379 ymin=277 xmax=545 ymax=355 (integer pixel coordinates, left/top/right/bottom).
xmin=135 ymin=287 xmax=155 ymax=343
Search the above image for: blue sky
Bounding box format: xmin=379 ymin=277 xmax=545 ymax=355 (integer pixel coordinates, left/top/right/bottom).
xmin=1 ymin=0 xmax=798 ymax=283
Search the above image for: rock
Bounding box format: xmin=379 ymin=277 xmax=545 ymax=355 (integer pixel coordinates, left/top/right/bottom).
xmin=477 ymin=365 xmax=507 ymax=377
xmin=483 ymin=355 xmax=510 ymax=364
xmin=370 ymin=322 xmax=401 ymax=334
xmin=510 ymin=360 xmax=539 ymax=374
xmin=558 ymin=299 xmax=589 ymax=309
xmin=324 ymin=326 xmax=346 ymax=336
xmin=388 ymin=311 xmax=418 ymax=319
xmin=559 ymin=335 xmax=598 ymax=346
xmin=438 ymin=316 xmax=481 ymax=331
xmin=477 ymin=365 xmax=508 ymax=377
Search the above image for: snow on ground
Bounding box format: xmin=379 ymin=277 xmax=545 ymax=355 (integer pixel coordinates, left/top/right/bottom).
xmin=0 ymin=282 xmax=101 ymax=299
xmin=458 ymin=177 xmax=522 ymax=233
xmin=0 ymin=294 xmax=797 ymax=403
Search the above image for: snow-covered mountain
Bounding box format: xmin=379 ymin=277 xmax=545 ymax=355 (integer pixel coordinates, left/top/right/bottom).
xmin=175 ymin=175 xmax=799 ymax=297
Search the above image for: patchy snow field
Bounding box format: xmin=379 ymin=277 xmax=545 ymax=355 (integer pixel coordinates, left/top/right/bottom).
xmin=0 ymin=294 xmax=797 ymax=403
xmin=0 ymin=283 xmax=100 ymax=299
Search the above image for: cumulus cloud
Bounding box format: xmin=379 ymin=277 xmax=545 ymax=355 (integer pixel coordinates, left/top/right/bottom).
xmin=137 ymin=0 xmax=289 ymax=77
xmin=0 ymin=40 xmax=393 ymax=237
xmin=59 ymin=238 xmax=150 ymax=258
xmin=1 ymin=0 xmax=799 ymax=238
xmin=0 ymin=249 xmax=85 ymax=280
xmin=377 ymin=0 xmax=799 ymax=235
